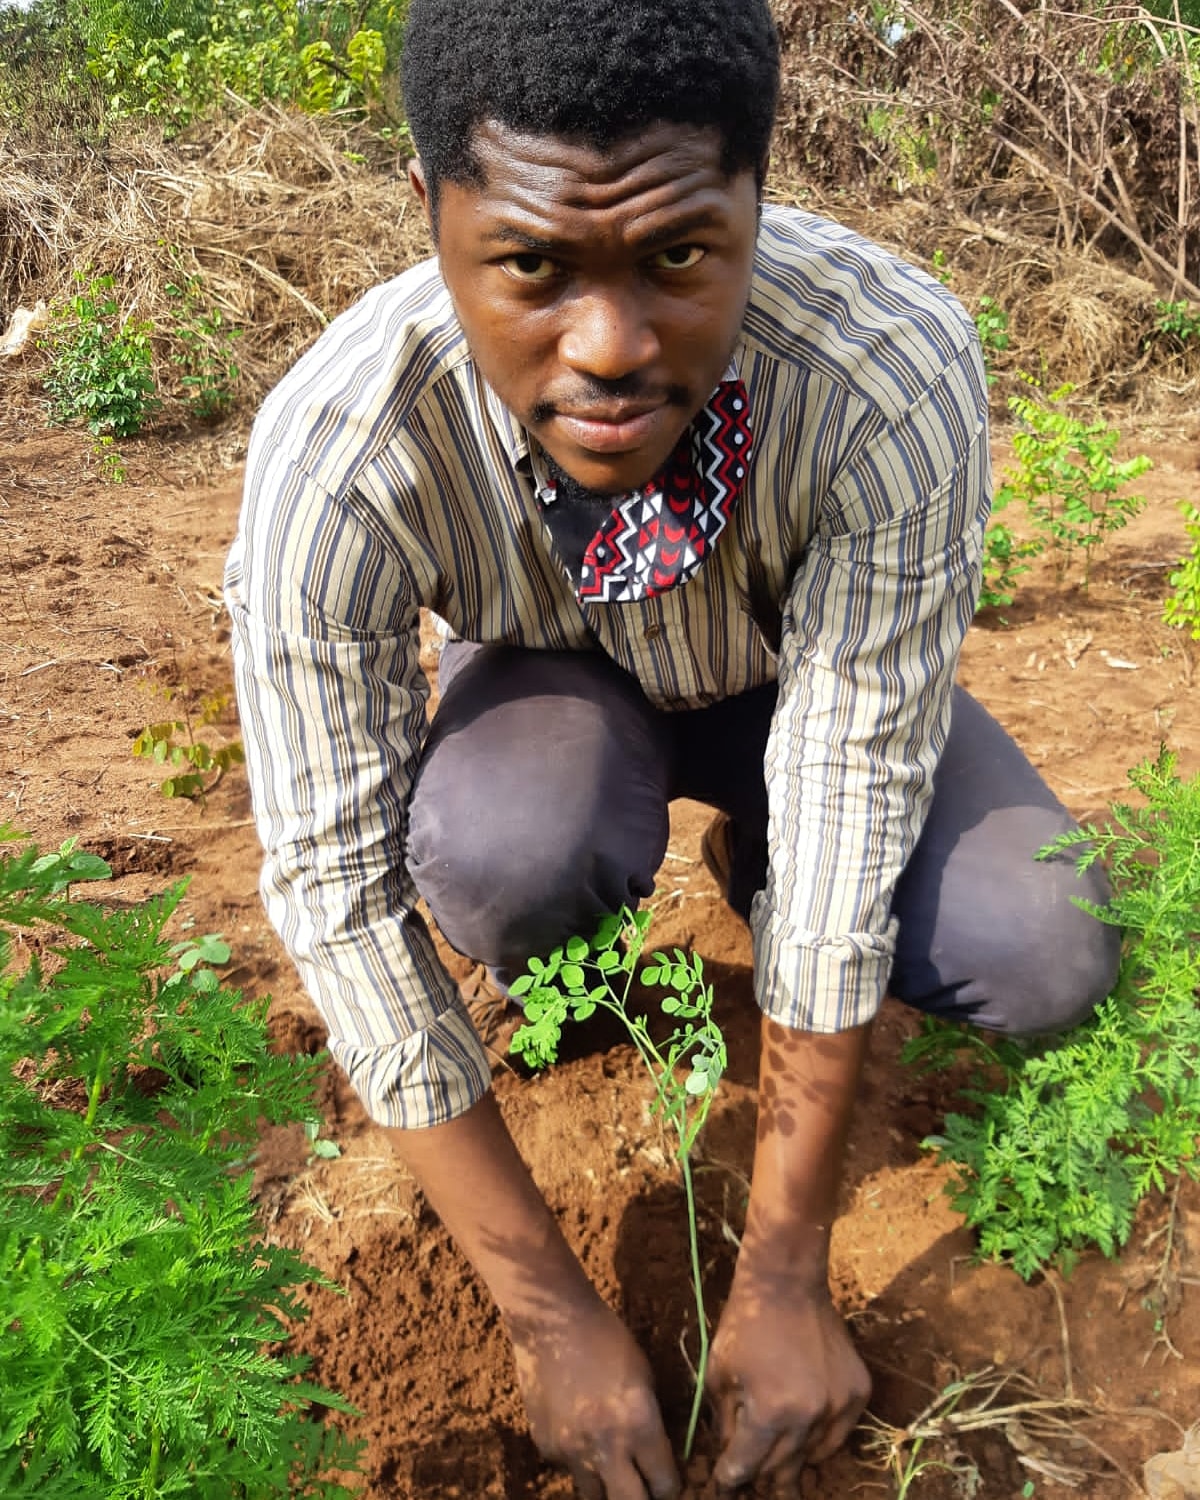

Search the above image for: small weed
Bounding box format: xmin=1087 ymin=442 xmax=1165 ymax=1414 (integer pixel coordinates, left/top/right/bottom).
xmin=40 ymin=272 xmax=160 ymax=438
xmin=978 ymin=505 xmax=1042 ymax=615
xmin=1163 ymin=501 xmax=1200 ymax=640
xmin=165 ymin=271 xmax=241 ymax=419
xmin=132 ymin=690 xmax=245 ymax=803
xmin=1000 ymin=378 xmax=1149 ymax=590
xmin=974 ymin=295 xmax=1010 ymax=384
xmin=1153 ymin=298 xmax=1200 ymax=348
xmin=906 ymin=747 xmax=1200 ymax=1278
xmin=510 ymin=908 xmax=726 ymax=1460
xmin=90 ymin=434 xmax=127 ymax=484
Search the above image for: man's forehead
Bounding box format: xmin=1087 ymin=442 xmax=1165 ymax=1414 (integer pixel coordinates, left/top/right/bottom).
xmin=465 ymin=117 xmax=729 ymax=191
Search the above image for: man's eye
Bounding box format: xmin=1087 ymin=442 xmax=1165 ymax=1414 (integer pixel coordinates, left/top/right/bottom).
xmin=650 ymin=245 xmax=705 ymax=271
xmin=503 ymin=254 xmax=557 ymax=282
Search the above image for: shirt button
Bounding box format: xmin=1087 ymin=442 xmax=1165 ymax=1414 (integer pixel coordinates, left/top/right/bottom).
xmin=643 ymin=623 xmax=662 ymax=641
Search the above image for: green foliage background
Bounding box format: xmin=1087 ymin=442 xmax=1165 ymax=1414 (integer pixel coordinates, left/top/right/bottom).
xmin=1 ymin=0 xmax=408 ymax=127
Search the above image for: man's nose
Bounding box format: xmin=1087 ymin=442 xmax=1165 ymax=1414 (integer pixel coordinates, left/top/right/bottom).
xmin=557 ymin=286 xmax=660 ymax=382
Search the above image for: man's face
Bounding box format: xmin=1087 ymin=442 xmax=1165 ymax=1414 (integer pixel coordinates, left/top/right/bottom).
xmin=411 ymin=120 xmax=761 ymax=494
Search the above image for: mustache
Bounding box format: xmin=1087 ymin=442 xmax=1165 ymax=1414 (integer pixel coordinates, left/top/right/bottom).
xmin=530 ymin=376 xmax=690 ymax=424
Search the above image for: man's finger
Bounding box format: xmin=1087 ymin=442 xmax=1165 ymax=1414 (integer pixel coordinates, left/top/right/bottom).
xmin=567 ymin=1460 xmax=606 ymax=1500
xmin=714 ymin=1403 xmax=810 ymax=1494
xmin=764 ymin=1453 xmax=805 ymax=1500
xmin=634 ymin=1430 xmax=683 ymax=1500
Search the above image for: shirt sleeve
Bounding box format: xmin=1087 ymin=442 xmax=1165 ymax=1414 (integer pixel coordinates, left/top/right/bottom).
xmin=225 ymin=445 xmax=492 ymax=1129
xmin=751 ymin=340 xmax=990 ymax=1031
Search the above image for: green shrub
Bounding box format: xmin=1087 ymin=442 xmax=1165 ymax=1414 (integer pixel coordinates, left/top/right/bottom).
xmin=40 ymin=274 xmax=160 ymax=439
xmin=0 ymin=830 xmax=363 ymax=1496
xmin=905 ymin=749 xmax=1200 ymax=1279
xmin=166 ymin=271 xmax=242 ymax=419
xmin=80 ymin=0 xmax=406 ymax=127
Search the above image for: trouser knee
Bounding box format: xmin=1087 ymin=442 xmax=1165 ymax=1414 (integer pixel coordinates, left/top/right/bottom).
xmin=406 ymin=643 xmax=671 ymax=971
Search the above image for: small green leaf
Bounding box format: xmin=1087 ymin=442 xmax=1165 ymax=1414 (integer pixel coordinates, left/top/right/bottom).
xmin=509 ymin=973 xmax=533 ymax=996
xmin=566 ymin=936 xmax=589 ymax=961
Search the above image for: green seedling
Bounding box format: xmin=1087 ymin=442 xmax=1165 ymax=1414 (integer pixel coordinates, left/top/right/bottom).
xmin=1163 ymin=501 xmax=1200 ymax=640
xmin=0 ymin=827 xmax=363 ymax=1496
xmin=904 ymin=747 xmax=1200 ymax=1278
xmin=509 ymin=907 xmax=727 ymax=1459
xmin=132 ymin=691 xmax=245 ymax=803
xmin=1000 ymin=379 xmax=1149 ymax=591
xmin=304 ymin=1119 xmax=343 ymax=1162
xmin=1153 ymin=298 xmax=1200 ymax=348
xmin=974 ymin=294 xmax=1010 ymax=385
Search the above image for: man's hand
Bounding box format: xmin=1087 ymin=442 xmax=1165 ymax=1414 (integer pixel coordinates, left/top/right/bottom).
xmin=511 ymin=1293 xmax=680 ymax=1500
xmin=704 ymin=1017 xmax=873 ymax=1493
xmin=389 ymin=1093 xmax=678 ymax=1499
xmin=707 ymin=1268 xmax=870 ymax=1495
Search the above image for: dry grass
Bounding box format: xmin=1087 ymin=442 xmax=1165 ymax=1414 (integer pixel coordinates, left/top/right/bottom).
xmin=861 ymin=1364 xmax=1163 ymax=1496
xmin=0 ymin=100 xmax=431 ymax=409
xmin=1 ymin=39 xmax=1197 ymax=426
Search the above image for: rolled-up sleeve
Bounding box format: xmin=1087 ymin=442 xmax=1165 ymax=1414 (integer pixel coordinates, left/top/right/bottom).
xmin=751 ymin=340 xmax=990 ymax=1031
xmin=226 ymin=445 xmax=491 ymax=1129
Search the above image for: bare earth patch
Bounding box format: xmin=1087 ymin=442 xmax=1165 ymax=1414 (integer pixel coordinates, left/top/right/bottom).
xmin=2 ymin=403 xmax=1199 ymax=1499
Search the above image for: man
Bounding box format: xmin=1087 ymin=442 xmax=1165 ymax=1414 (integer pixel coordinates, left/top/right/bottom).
xmin=226 ymin=1 xmax=1120 ymax=1494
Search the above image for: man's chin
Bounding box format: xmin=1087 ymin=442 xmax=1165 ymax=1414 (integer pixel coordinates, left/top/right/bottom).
xmin=538 ymin=439 xmax=677 ymax=498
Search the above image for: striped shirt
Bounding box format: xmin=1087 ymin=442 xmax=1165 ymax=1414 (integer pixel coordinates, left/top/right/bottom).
xmin=226 ymin=204 xmax=990 ymax=1130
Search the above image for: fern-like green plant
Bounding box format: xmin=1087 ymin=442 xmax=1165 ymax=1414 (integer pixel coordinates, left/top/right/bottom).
xmin=0 ymin=829 xmax=362 ymax=1497
xmin=904 ymin=748 xmax=1200 ymax=1279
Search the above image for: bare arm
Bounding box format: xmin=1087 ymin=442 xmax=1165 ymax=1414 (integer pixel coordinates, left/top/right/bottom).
xmin=388 ymin=1093 xmax=680 ymax=1500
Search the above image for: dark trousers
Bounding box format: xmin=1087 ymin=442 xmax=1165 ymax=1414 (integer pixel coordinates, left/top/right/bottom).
xmin=407 ymin=643 xmax=1120 ymax=1035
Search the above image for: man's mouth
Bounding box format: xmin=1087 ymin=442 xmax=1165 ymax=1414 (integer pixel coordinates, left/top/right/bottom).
xmin=551 ymin=403 xmax=666 ymax=454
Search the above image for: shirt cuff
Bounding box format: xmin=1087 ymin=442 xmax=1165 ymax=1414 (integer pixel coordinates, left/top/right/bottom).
xmin=328 ymin=1001 xmax=493 ymax=1129
xmin=750 ymin=895 xmax=896 ymax=1032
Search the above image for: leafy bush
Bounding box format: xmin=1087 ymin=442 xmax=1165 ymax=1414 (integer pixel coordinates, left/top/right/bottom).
xmin=0 ymin=830 xmax=362 ymax=1496
xmin=905 ymin=749 xmax=1200 ymax=1279
xmin=78 ymin=0 xmax=406 ymax=128
xmin=1154 ymin=298 xmax=1200 ymax=349
xmin=40 ymin=274 xmax=160 ymax=438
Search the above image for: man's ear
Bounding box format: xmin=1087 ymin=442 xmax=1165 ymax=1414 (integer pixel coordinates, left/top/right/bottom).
xmin=408 ymin=157 xmax=434 ymax=228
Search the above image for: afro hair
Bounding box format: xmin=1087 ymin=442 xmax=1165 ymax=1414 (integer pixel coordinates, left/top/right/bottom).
xmin=401 ymin=0 xmax=780 ymax=200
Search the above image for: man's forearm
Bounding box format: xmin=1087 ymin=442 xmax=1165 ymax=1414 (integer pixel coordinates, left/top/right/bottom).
xmin=387 ymin=1091 xmax=598 ymax=1322
xmin=738 ymin=1017 xmax=871 ymax=1282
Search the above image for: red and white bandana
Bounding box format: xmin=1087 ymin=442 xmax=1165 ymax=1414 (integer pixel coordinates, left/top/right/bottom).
xmin=543 ymin=380 xmax=753 ymax=604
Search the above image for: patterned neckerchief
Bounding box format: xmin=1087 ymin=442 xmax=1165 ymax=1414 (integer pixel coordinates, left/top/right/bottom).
xmin=537 ymin=380 xmax=753 ymax=604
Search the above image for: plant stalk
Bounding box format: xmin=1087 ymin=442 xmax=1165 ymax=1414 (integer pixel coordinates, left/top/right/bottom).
xmin=679 ymin=1145 xmax=708 ymax=1461
xmin=144 ymin=1424 xmax=162 ymax=1498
